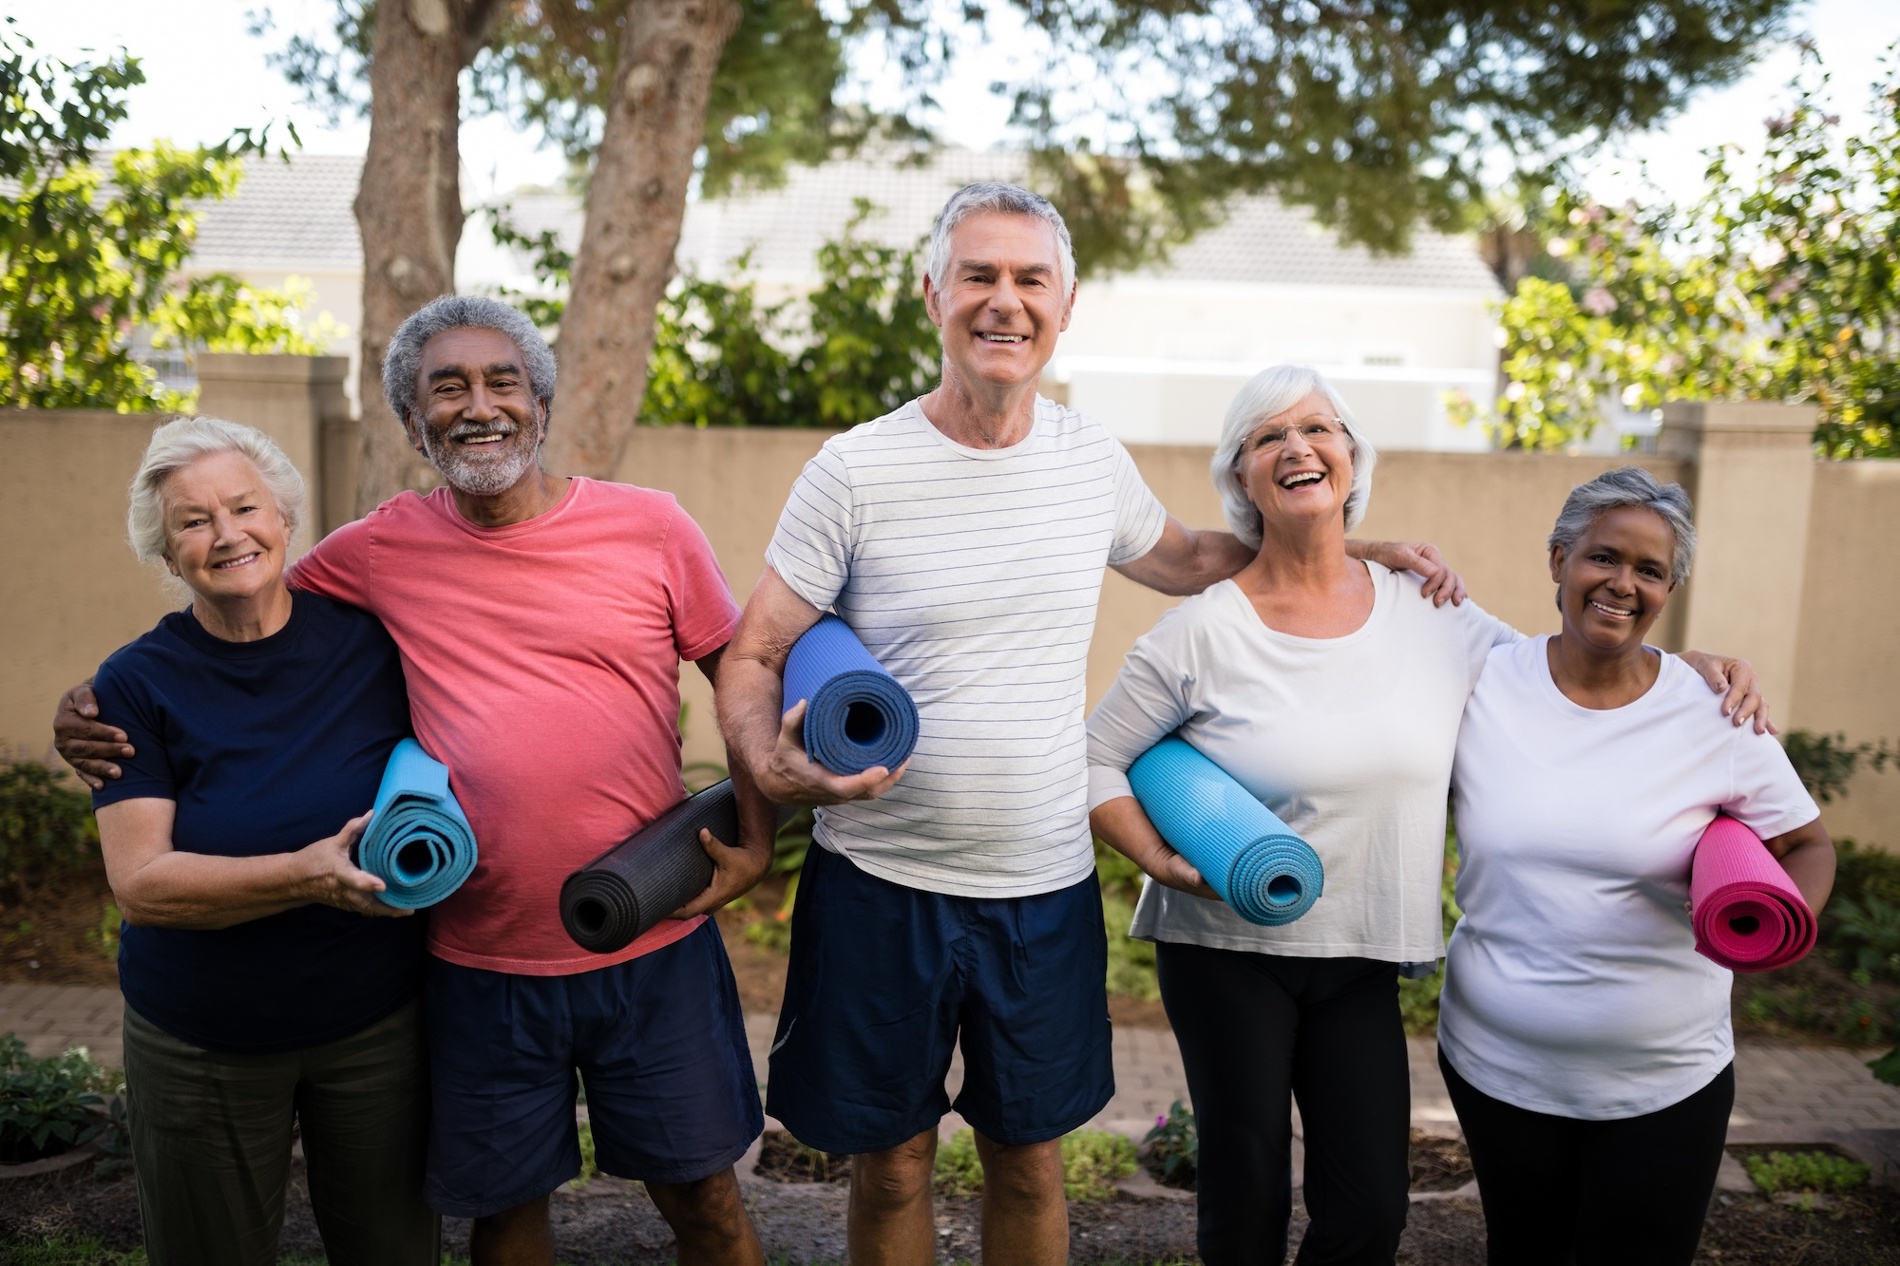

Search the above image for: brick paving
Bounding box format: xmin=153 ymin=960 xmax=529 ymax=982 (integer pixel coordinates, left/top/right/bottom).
xmin=12 ymin=982 xmax=1900 ymax=1148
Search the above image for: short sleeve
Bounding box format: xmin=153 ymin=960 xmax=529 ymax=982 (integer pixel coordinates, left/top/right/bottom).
xmin=287 ymin=516 xmax=374 ymax=609
xmin=1106 ymin=440 xmax=1168 ymax=566
xmin=1724 ymin=729 xmax=1822 ymax=842
xmin=763 ymin=442 xmax=855 ymax=611
xmin=1450 ymin=597 xmax=1522 ymax=689
xmin=89 ymin=659 xmax=179 ymax=810
xmin=663 ymin=500 xmax=742 ymax=661
xmin=1085 ymin=607 xmax=1199 ymax=809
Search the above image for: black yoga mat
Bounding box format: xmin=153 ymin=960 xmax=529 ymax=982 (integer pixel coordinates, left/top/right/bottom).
xmin=560 ymin=781 xmax=737 ymax=954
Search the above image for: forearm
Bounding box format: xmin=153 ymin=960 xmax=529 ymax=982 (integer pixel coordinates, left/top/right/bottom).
xmin=1776 ymin=833 xmax=1837 ymax=913
xmin=1090 ymin=797 xmax=1169 ymax=872
xmin=717 ymin=654 xmax=789 ymax=786
xmin=113 ymin=851 xmax=319 ymax=930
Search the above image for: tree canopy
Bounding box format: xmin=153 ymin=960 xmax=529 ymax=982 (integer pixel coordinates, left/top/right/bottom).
xmin=1452 ymin=48 xmax=1900 ymax=459
xmin=0 ymin=21 xmax=330 ymax=411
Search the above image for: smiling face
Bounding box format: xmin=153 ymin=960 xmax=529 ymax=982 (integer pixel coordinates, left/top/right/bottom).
xmin=408 ymin=326 xmax=548 ymax=496
xmin=159 ymin=450 xmax=289 ymax=605
xmin=924 ymin=211 xmax=1074 ymax=397
xmin=1549 ymin=505 xmax=1679 ymax=655
xmin=1234 ymin=390 xmax=1355 ymax=536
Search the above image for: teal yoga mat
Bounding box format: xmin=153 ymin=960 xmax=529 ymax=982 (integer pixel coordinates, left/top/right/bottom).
xmin=356 ymin=738 xmax=478 ymax=910
xmin=1127 ymin=737 xmax=1324 ymax=926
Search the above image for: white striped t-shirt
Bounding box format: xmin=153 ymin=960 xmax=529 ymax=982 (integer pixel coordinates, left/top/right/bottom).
xmin=765 ymin=396 xmax=1169 ymax=897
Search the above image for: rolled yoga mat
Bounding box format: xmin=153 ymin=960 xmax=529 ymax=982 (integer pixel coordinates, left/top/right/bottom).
xmin=1690 ymin=814 xmax=1816 ymax=972
xmin=356 ymin=738 xmax=479 ymax=910
xmin=782 ymin=613 xmax=920 ymax=776
xmin=560 ymin=780 xmax=736 ymax=954
xmin=1127 ymin=737 xmax=1324 ymax=926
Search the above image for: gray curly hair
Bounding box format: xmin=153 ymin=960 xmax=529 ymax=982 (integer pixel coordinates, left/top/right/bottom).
xmin=925 ymin=183 xmax=1076 ymax=298
xmin=381 ymin=294 xmax=557 ymax=424
xmin=1548 ymin=466 xmax=1697 ymax=585
xmin=1210 ymin=365 xmax=1377 ymax=547
xmin=127 ymin=416 xmax=305 ymax=565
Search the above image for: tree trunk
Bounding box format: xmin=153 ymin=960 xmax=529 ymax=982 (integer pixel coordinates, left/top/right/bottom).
xmin=546 ymin=0 xmax=742 ymax=479
xmin=352 ymin=0 xmax=506 ymax=517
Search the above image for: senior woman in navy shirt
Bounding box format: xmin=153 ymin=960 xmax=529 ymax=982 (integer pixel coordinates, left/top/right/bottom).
xmin=86 ymin=417 xmax=432 ymax=1266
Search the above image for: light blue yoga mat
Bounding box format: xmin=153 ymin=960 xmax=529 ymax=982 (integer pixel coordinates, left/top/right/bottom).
xmin=356 ymin=738 xmax=478 ymax=910
xmin=782 ymin=614 xmax=920 ymax=776
xmin=1127 ymin=737 xmax=1323 ymax=926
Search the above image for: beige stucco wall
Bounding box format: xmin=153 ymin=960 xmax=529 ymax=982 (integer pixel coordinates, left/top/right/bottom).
xmin=0 ymin=412 xmax=181 ymax=763
xmin=7 ymin=403 xmax=1894 ymax=851
xmin=1792 ymin=459 xmax=1900 ymax=846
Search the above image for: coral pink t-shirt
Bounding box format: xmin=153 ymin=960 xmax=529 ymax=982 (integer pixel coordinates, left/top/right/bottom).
xmin=289 ymin=478 xmax=740 ymax=975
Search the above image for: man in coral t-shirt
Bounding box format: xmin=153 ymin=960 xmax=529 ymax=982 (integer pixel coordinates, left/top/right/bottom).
xmin=61 ymin=296 xmax=775 ymax=1266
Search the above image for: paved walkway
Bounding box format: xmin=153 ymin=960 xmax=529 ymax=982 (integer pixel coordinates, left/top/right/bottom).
xmin=12 ymin=982 xmax=1900 ymax=1146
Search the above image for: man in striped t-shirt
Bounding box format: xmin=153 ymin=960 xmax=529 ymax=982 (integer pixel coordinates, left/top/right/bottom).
xmin=720 ymin=183 xmax=1461 ymax=1265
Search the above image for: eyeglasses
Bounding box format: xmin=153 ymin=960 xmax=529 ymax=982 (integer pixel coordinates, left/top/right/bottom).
xmin=1247 ymin=416 xmax=1348 ymax=452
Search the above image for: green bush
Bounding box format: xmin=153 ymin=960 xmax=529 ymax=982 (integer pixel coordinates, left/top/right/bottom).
xmin=0 ymin=761 xmax=102 ymax=904
xmin=1139 ymin=1099 xmax=1198 ymax=1189
xmin=934 ymin=1128 xmax=984 ymax=1196
xmin=1103 ymin=891 xmax=1159 ymax=1002
xmin=1742 ymin=1149 xmax=1870 ymax=1194
xmin=0 ymin=1033 xmax=121 ymax=1165
xmin=1061 ymin=1129 xmax=1138 ymax=1202
xmin=1783 ymin=731 xmax=1897 ymax=806
xmin=931 ymin=1127 xmax=1137 ymax=1201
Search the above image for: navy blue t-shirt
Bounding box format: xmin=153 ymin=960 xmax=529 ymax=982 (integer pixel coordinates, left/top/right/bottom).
xmin=91 ymin=592 xmax=427 ymax=1054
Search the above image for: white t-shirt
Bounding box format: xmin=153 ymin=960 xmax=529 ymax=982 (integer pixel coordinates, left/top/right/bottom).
xmin=1439 ymin=636 xmax=1820 ymax=1120
xmin=1085 ymin=565 xmax=1517 ymax=962
xmin=766 ymin=396 xmax=1168 ymax=897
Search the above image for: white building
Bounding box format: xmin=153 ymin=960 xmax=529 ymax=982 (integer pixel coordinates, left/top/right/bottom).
xmin=193 ymin=150 xmax=1506 ymax=450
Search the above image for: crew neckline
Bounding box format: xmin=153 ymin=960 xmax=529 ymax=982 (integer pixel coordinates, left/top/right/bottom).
xmin=1532 ymin=633 xmax=1672 ymax=719
xmin=433 ymin=475 xmax=584 ymax=539
xmin=173 ymin=590 xmax=308 ymax=659
xmin=1217 ymin=559 xmax=1389 ymax=647
xmin=913 ymin=397 xmax=1049 ymax=461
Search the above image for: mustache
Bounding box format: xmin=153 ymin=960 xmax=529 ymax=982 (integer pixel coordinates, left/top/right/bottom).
xmin=444 ymin=419 xmax=522 ymax=442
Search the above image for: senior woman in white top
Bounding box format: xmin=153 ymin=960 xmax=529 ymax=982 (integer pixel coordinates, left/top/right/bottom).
xmin=1439 ymin=467 xmax=1832 ymax=1266
xmin=1084 ymin=366 xmax=1764 ymax=1266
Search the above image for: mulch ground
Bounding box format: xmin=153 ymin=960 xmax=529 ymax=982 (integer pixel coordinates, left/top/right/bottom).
xmin=5 ymin=1157 xmax=1898 ymax=1264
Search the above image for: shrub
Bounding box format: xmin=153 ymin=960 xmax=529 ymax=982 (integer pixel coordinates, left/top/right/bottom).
xmin=934 ymin=1128 xmax=984 ymax=1196
xmin=1102 ymin=892 xmax=1159 ymax=1002
xmin=1782 ymin=731 xmax=1897 ymax=806
xmin=1062 ymin=1129 xmax=1137 ymax=1202
xmin=0 ymin=1034 xmax=120 ymax=1165
xmin=1139 ymin=1099 xmax=1198 ymax=1189
xmin=1742 ymin=1149 xmax=1870 ymax=1194
xmin=0 ymin=761 xmax=101 ymax=905
xmin=931 ymin=1127 xmax=1138 ymax=1201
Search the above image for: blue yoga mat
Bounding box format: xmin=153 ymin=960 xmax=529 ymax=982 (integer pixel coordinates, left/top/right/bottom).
xmin=356 ymin=738 xmax=479 ymax=910
xmin=1126 ymin=737 xmax=1323 ymax=926
xmin=782 ymin=614 xmax=920 ymax=775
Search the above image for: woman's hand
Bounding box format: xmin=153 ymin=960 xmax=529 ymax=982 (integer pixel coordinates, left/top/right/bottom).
xmin=1347 ymin=540 xmax=1467 ymax=606
xmin=1678 ymin=651 xmax=1774 ymax=734
xmin=298 ymin=812 xmax=412 ymax=918
xmin=1092 ymin=797 xmax=1220 ymax=901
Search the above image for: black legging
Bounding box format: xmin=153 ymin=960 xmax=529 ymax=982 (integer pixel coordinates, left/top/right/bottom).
xmin=1439 ymin=1050 xmax=1734 ymax=1266
xmin=1156 ymin=942 xmax=1410 ymax=1266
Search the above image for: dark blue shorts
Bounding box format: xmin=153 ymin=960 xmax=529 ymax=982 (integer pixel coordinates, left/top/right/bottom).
xmin=765 ymin=843 xmax=1114 ymax=1153
xmin=423 ymin=919 xmax=763 ymax=1218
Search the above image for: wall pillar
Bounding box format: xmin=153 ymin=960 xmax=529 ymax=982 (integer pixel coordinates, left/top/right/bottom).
xmin=195 ymin=354 xmax=353 ymax=548
xmin=1659 ymin=400 xmax=1818 ymax=720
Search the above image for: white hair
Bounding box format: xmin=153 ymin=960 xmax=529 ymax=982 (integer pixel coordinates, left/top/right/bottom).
xmin=1548 ymin=465 xmax=1697 ymax=584
xmin=1210 ymin=365 xmax=1378 ymax=546
xmin=127 ymin=416 xmax=305 ymax=565
xmin=925 ymin=183 xmax=1077 ymax=297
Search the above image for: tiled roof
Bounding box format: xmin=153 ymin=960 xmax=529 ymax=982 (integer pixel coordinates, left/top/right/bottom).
xmin=186 ymin=149 xmax=1498 ymax=293
xmin=187 ymin=153 xmax=363 ymax=272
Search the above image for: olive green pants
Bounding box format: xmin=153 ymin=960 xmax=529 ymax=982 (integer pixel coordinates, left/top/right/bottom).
xmin=122 ymin=1000 xmax=438 ymax=1266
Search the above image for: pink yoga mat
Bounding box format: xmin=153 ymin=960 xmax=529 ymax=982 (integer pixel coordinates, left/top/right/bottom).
xmin=1690 ymin=815 xmax=1816 ymax=972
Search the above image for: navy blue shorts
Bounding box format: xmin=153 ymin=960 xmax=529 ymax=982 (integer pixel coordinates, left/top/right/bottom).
xmin=765 ymin=843 xmax=1114 ymax=1153
xmin=423 ymin=919 xmax=763 ymax=1218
